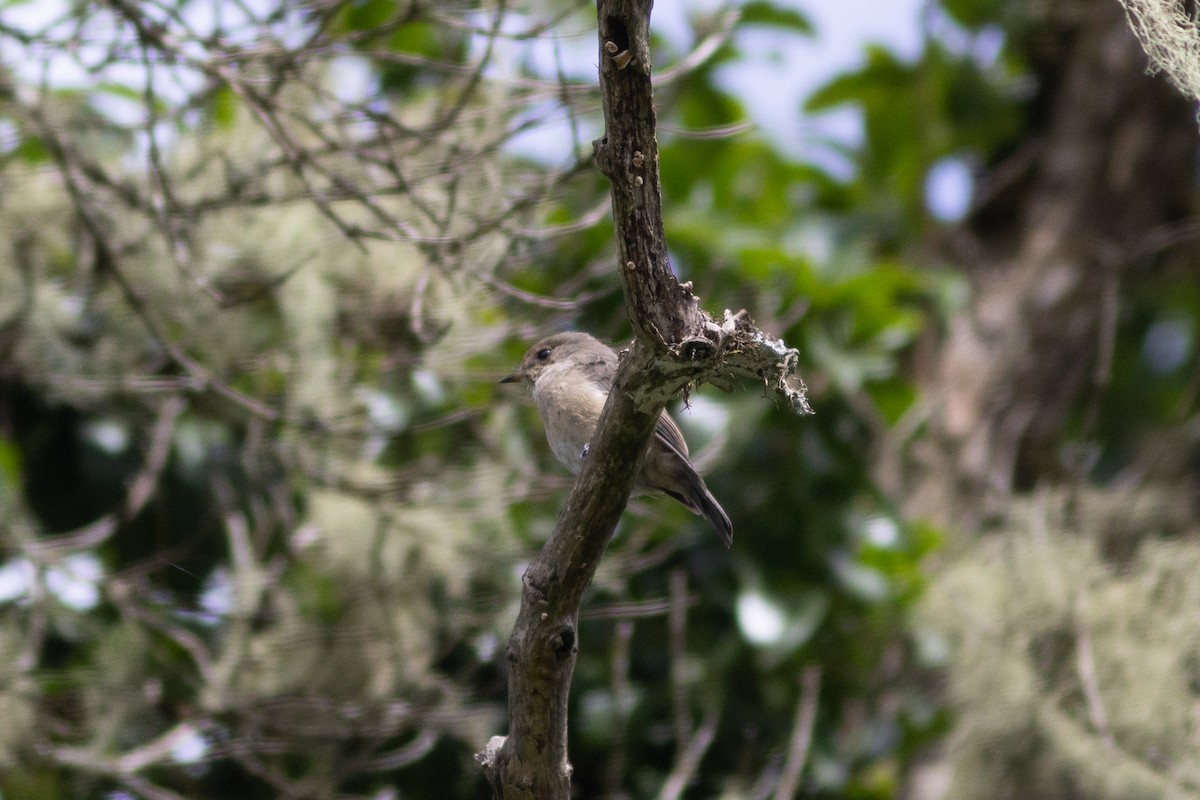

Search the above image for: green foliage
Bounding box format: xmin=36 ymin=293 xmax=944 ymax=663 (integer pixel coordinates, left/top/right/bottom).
xmin=331 ymin=0 xmax=403 ymax=33
xmin=329 ymin=3 xmax=471 ymax=95
xmin=0 ymin=9 xmax=709 ymax=794
xmin=806 ymin=37 xmax=1023 ymax=240
xmin=8 ymin=135 xmax=50 ymax=163
xmin=7 ymin=0 xmax=1191 ymax=797
xmin=939 ymin=0 xmax=1016 ymax=32
xmin=740 ymin=1 xmax=814 ymax=35
xmin=207 ymin=85 xmax=240 ymax=130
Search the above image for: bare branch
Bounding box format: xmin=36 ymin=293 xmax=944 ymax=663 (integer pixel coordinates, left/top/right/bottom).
xmin=1074 ymin=592 xmax=1116 ymax=752
xmin=657 ymin=707 xmax=720 ymax=800
xmin=483 ymin=2 xmax=809 ymax=797
xmin=772 ymin=665 xmax=822 ymax=800
xmin=605 ymin=619 xmax=636 ymax=796
xmin=26 ymin=395 xmax=185 ymax=559
xmin=668 ymin=569 xmax=692 ymax=750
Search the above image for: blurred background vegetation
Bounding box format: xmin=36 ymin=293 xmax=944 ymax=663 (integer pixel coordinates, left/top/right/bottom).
xmin=0 ymin=0 xmax=1197 ymax=798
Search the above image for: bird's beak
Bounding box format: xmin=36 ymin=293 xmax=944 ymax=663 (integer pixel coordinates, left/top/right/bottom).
xmin=499 ymin=369 xmax=524 ymax=384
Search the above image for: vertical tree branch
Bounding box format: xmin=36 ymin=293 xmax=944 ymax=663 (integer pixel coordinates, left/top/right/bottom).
xmin=479 ymin=2 xmax=810 ymax=796
xmin=591 ymin=1 xmax=700 ymax=347
xmin=605 ymin=620 xmax=636 ymax=796
xmin=772 ymin=665 xmax=822 ymax=800
xmin=668 ymin=569 xmax=692 ymax=750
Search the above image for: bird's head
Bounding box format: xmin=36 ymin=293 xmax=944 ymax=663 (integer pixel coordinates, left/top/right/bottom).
xmin=499 ymin=331 xmax=610 ymax=387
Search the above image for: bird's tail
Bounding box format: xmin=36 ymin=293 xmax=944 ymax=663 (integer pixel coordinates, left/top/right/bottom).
xmin=661 ymin=468 xmax=733 ymax=548
xmin=696 ymin=483 xmax=733 ymax=548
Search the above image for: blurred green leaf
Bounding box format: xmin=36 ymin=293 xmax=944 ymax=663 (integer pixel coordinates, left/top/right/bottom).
xmin=332 ymin=0 xmax=401 ymax=33
xmin=11 ymin=135 xmax=49 ymax=163
xmin=740 ymin=1 xmax=814 ymax=34
xmin=0 ymin=436 xmax=20 ymax=506
xmin=940 ymin=0 xmax=1009 ymax=30
xmin=209 ymin=84 xmax=239 ymax=129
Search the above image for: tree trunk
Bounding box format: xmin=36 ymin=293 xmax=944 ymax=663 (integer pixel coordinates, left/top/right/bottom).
xmin=905 ymin=0 xmax=1195 ymax=527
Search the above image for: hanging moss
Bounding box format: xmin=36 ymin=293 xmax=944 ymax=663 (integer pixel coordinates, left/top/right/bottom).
xmin=921 ymin=489 xmax=1200 ymax=800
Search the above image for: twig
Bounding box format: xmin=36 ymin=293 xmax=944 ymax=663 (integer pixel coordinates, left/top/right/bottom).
xmin=48 ymin=721 xmax=205 ymax=776
xmin=657 ymin=707 xmax=720 ymax=800
xmin=605 ymin=620 xmax=635 ymax=797
xmin=360 ymin=730 xmax=440 ymax=771
xmin=772 ymin=664 xmax=822 ymax=800
xmin=118 ymin=776 xmax=191 ymax=800
xmin=1074 ymin=591 xmax=1116 ymax=752
xmin=26 ymin=395 xmax=185 ymax=559
xmin=580 ymin=594 xmax=698 ymax=621
xmin=668 ymin=569 xmax=691 ymax=749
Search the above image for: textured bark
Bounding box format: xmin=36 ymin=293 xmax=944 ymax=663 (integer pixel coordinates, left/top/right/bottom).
xmin=591 ymin=2 xmax=701 ymax=348
xmin=487 ymin=353 xmax=663 ymax=799
xmin=478 ymin=2 xmax=810 ymax=797
xmin=905 ymin=0 xmax=1196 ymax=527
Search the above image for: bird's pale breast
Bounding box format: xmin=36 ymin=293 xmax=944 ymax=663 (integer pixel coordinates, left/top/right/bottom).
xmin=531 ymin=367 xmax=608 ymax=475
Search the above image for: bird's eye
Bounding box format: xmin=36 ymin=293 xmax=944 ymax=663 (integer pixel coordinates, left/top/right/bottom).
xmin=536 ymin=348 xmax=551 ymax=361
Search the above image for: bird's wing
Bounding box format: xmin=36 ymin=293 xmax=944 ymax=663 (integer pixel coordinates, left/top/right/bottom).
xmin=588 ymin=343 xmax=687 ymax=457
xmin=589 ymin=347 xmax=620 ymax=393
xmin=654 ymin=410 xmax=690 ymax=459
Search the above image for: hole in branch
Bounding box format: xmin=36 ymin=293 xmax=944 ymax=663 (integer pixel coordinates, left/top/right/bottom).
xmin=681 ymin=337 xmax=715 ymax=361
xmin=554 ymin=629 xmax=576 ymax=661
xmin=604 ymin=16 xmax=629 ymax=52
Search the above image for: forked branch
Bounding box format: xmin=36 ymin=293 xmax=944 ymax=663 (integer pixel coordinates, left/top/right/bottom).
xmin=478 ymin=3 xmax=810 ymax=797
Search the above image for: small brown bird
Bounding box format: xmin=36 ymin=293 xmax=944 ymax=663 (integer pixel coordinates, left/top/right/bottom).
xmin=500 ymin=332 xmax=733 ymax=547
